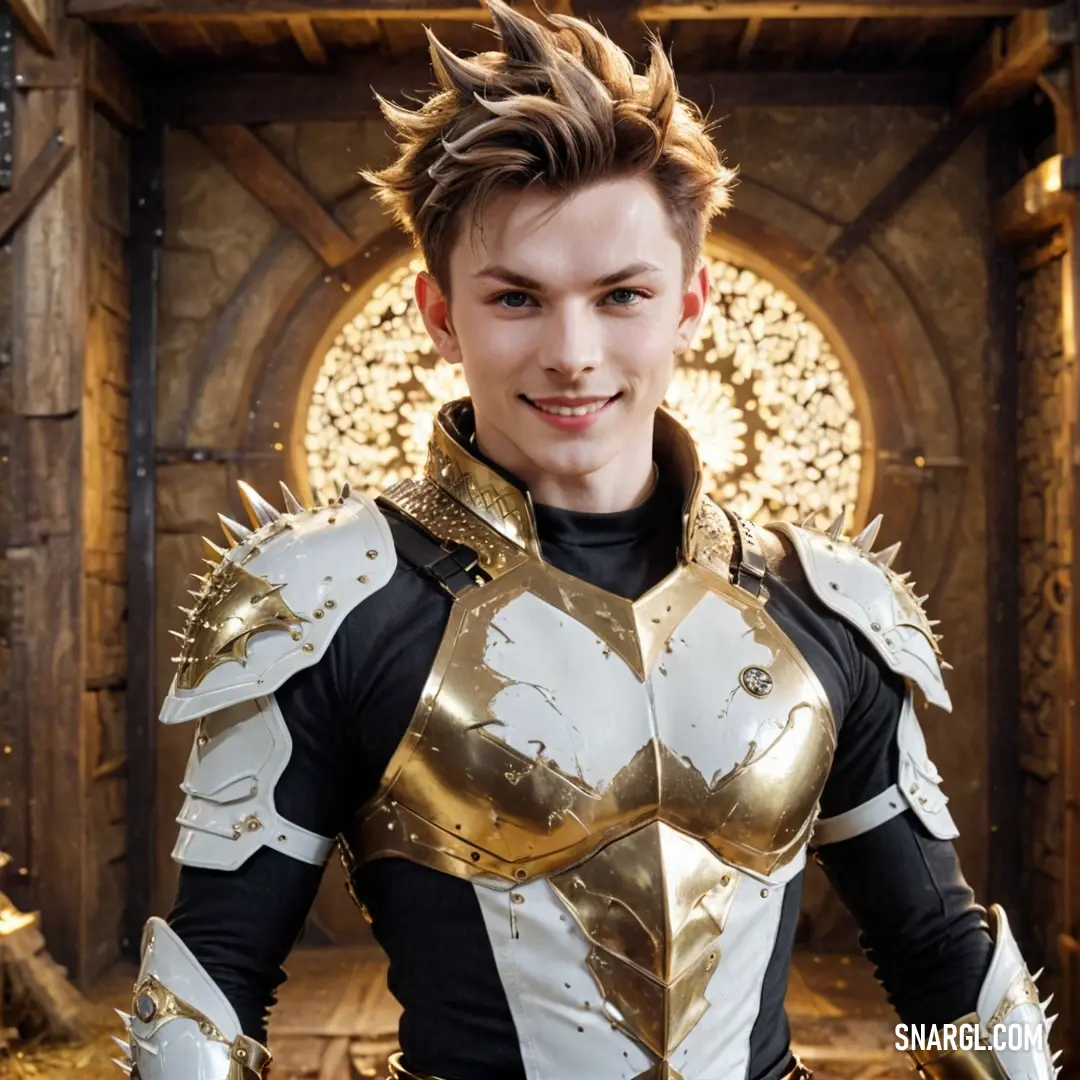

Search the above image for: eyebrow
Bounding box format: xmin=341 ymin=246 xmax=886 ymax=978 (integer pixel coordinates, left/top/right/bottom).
xmin=474 ymin=261 xmax=661 ymax=291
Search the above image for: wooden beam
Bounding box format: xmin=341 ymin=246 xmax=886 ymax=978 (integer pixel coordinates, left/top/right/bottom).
xmin=0 ymin=127 xmax=74 ymax=244
xmin=198 ymin=124 xmax=359 ymax=267
xmin=992 ymin=153 xmax=1080 ymax=243
xmin=123 ymin=119 xmax=163 ymax=957
xmin=957 ymin=1 xmax=1074 ymax=116
xmin=809 ymin=116 xmax=977 ymax=275
xmin=735 ymin=16 xmax=763 ymax=65
xmin=15 ymin=24 xmax=142 ymax=128
xmin=66 ymin=0 xmax=1058 ymax=19
xmin=155 ymin=66 xmax=951 ymax=126
xmin=288 ymin=14 xmax=328 ymax=64
xmin=11 ymin=0 xmax=58 ymax=55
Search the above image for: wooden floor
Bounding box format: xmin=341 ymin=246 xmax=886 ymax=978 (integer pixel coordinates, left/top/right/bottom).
xmin=5 ymin=948 xmax=910 ymax=1080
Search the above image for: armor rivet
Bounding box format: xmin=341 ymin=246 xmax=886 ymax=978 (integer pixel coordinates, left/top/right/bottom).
xmin=236 ymin=1048 xmax=248 ymax=1061
xmin=512 ymin=894 xmax=524 ymax=905
xmin=199 ymin=1021 xmax=213 ymax=1036
xmin=134 ymin=993 xmax=157 ymax=1023
xmin=760 ymin=889 xmax=769 ymax=898
xmin=246 ymin=817 xmax=262 ymax=832
xmin=197 ymin=735 xmax=209 ymax=748
xmin=740 ymin=666 xmax=773 ymax=697
xmin=470 ymin=851 xmax=480 ymax=861
xmin=328 ymin=516 xmax=337 ymax=524
xmin=325 ymin=599 xmax=336 ymax=609
xmin=870 ymin=622 xmax=882 ymax=632
xmin=910 ymin=784 xmax=918 ymax=793
xmin=515 ymin=868 xmax=527 ymax=879
xmin=314 ymin=609 xmax=325 ymax=619
xmin=721 ymin=875 xmax=730 ymax=886
xmin=367 ymin=549 xmax=379 ymax=559
xmin=302 ymin=643 xmax=315 ymax=653
xmin=577 ymin=1026 xmax=585 ymax=1033
xmin=918 ymin=797 xmax=927 ymax=805
xmin=291 ymin=631 xmax=302 ymax=641
xmin=278 ymin=834 xmax=287 ymax=842
xmin=829 ymin=582 xmax=839 ymax=590
xmin=358 ymin=575 xmax=369 ymax=584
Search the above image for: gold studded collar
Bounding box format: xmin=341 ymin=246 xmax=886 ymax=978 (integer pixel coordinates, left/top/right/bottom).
xmin=425 ymin=398 xmax=707 ymax=563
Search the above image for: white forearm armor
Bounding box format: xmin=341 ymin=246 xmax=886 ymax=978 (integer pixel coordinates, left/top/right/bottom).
xmin=114 ymin=918 xmax=271 ymax=1080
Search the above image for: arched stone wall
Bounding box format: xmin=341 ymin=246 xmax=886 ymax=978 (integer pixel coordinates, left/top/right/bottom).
xmin=154 ymin=113 xmax=989 ymax=950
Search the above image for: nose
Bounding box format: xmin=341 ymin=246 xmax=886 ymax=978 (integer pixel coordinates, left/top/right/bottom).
xmin=541 ymin=302 xmax=603 ymax=379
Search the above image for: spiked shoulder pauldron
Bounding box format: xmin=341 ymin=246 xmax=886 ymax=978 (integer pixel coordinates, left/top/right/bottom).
xmin=161 ymin=481 xmax=397 ymax=725
xmin=768 ymin=515 xmax=951 ymax=712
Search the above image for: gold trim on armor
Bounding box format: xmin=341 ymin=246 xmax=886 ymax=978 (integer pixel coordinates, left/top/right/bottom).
xmin=426 ymin=399 xmax=710 ymax=569
xmin=130 ymin=974 xmax=272 ymax=1079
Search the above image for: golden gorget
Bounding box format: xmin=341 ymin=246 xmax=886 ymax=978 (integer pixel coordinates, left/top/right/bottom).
xmin=340 ymin=399 xmax=836 ymax=1077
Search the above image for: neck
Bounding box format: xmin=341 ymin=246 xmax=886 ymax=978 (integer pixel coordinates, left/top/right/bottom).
xmin=472 ymin=415 xmax=659 ymax=514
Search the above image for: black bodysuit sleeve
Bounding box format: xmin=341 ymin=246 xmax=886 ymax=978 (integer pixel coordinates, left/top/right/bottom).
xmin=813 ymin=641 xmax=993 ymax=1024
xmin=167 ymin=620 xmax=361 ymax=1042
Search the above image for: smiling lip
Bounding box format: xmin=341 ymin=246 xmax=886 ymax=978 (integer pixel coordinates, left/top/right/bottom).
xmin=521 ymin=392 xmax=620 ymax=431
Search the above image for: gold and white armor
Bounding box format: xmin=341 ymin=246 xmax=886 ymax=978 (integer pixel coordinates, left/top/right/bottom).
xmin=120 ymin=400 xmax=1055 ymax=1080
xmin=114 ymin=918 xmax=272 ymax=1079
xmin=118 ymin=483 xmax=399 ymax=1079
xmin=330 ymin=402 xmax=953 ymax=1080
xmin=909 ymin=906 xmax=1058 ymax=1080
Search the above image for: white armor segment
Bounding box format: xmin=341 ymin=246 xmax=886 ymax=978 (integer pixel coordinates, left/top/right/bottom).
xmin=160 ymin=487 xmax=396 ymax=726
xmin=472 ymin=864 xmax=788 ymax=1080
xmin=976 ymin=905 xmax=1057 ymax=1080
xmin=769 ymin=520 xmax=952 ymax=712
xmin=115 ymin=917 xmax=270 ymax=1080
xmin=172 ymin=694 xmax=335 ymax=870
xmin=812 ymin=689 xmax=958 ymax=845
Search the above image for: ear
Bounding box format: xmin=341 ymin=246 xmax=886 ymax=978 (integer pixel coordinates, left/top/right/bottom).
xmin=673 ymin=261 xmax=710 ymax=353
xmin=415 ymin=271 xmax=462 ymax=365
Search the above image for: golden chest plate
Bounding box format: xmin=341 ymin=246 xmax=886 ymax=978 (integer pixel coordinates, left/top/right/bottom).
xmin=350 ymin=554 xmax=835 ymax=886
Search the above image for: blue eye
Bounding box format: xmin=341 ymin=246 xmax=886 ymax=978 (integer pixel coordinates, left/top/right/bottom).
xmin=606 ymin=288 xmax=647 ymax=306
xmin=497 ymin=292 xmax=531 ymax=308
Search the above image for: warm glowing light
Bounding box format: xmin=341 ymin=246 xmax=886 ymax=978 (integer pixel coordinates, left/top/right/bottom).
xmin=306 ymin=254 xmax=863 ymax=523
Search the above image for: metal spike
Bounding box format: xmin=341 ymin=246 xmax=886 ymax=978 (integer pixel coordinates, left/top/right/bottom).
xmin=895 ymin=572 xmax=911 ymax=583
xmin=801 ymin=509 xmax=821 ymax=528
xmin=1034 ymin=968 xmax=1045 ymax=982
xmin=219 ymin=514 xmax=252 ymax=547
xmin=1047 ymin=1013 xmax=1058 ymax=1032
xmin=339 ymin=481 xmax=352 ymax=502
xmin=178 ymin=606 xmax=195 ymax=618
xmin=927 ymin=619 xmax=941 ymax=627
xmin=190 ymin=572 xmax=207 ymax=583
xmin=187 ymin=590 xmax=203 ymax=601
xmin=853 ymin=514 xmax=883 ymax=552
xmin=872 ymin=541 xmax=901 ymax=569
xmin=916 ymin=595 xmax=929 ymax=606
xmin=280 ymin=482 xmax=305 ymax=515
xmin=170 ymin=656 xmax=185 ymax=663
xmin=111 ymin=1036 xmax=133 ymax=1060
xmin=1043 ymin=994 xmax=1055 ymax=1012
xmin=202 ymin=536 xmax=227 ymax=559
xmin=114 ymin=1009 xmax=133 ymax=1029
xmin=826 ymin=512 xmax=845 ymax=541
xmin=238 ymin=480 xmax=281 ymax=529
xmin=1052 ymin=1051 xmax=1062 ymax=1063
xmin=941 ymin=661 xmax=954 ymax=671
xmin=111 ymin=1059 xmax=134 ymax=1076
xmin=202 ymin=559 xmax=219 ymax=570
xmin=168 ymin=630 xmax=186 ymax=641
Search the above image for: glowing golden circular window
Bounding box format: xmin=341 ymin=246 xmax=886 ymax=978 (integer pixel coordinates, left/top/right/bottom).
xmin=305 ymin=254 xmax=863 ymax=523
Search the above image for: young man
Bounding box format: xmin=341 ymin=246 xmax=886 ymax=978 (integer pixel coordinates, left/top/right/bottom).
xmin=116 ymin=4 xmax=1056 ymax=1080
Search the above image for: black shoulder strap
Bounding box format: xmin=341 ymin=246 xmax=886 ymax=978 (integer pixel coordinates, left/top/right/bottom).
xmin=378 ymin=498 xmax=487 ymax=600
xmin=722 ymin=507 xmax=767 ymax=598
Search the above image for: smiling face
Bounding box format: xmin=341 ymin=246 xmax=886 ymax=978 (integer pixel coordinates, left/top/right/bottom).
xmin=415 ymin=175 xmax=710 ymax=512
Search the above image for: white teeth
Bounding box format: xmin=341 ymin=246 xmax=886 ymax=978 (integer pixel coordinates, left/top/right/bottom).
xmin=531 ymin=399 xmax=610 ymax=417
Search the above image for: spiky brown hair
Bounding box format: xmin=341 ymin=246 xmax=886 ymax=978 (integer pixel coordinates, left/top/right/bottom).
xmin=363 ymin=0 xmax=735 ymax=289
